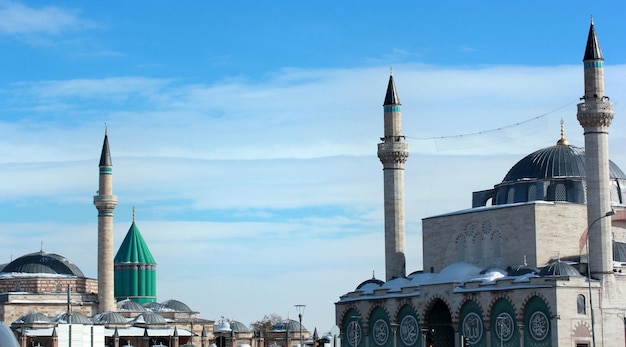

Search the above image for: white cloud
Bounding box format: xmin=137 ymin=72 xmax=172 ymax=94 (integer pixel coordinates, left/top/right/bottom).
xmin=0 ymin=0 xmax=93 ymax=36
xmin=2 ymin=62 xmax=626 ymax=331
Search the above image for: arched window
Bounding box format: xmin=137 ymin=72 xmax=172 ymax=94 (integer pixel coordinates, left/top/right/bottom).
xmin=577 ymin=294 xmax=586 ymax=314
xmin=475 ymin=236 xmax=483 ymax=264
xmin=555 ymin=183 xmax=566 ymax=201
xmin=527 ymin=185 xmax=537 ymax=201
xmin=493 ymin=232 xmax=501 ymax=259
xmin=507 ymin=187 xmax=515 ymax=203
xmin=56 ymin=283 xmax=62 ymax=292
xmin=457 ymin=237 xmax=466 ymax=262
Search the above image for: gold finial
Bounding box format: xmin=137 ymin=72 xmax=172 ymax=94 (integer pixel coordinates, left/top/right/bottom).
xmin=556 ymin=118 xmax=569 ymax=145
xmin=132 ymin=206 xmax=136 ymax=223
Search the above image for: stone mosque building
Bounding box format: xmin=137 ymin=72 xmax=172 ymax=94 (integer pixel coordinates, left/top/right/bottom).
xmin=335 ymin=21 xmax=626 ymax=347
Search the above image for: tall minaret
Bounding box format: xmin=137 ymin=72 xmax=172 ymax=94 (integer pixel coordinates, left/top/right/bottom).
xmin=377 ymin=73 xmax=409 ymax=281
xmin=576 ymin=20 xmax=615 ymax=283
xmin=94 ymin=128 xmax=118 ymax=312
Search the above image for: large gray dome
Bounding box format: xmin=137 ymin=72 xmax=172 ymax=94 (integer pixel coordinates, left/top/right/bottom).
xmin=473 ymin=137 xmax=626 ymax=207
xmin=1 ymin=251 xmax=84 ymax=277
xmin=502 ymin=144 xmax=625 ymax=182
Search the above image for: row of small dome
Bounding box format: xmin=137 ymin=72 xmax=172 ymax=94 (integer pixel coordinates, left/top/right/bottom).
xmin=215 ymin=319 xmax=307 ymax=334
xmin=355 ymin=259 xmax=592 ymax=293
xmin=12 ymin=299 xmax=195 ymax=327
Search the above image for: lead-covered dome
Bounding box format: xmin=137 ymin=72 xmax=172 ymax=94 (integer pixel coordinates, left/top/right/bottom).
xmin=473 ymin=131 xmax=626 ymax=207
xmin=502 ymin=144 xmax=625 ymax=182
xmin=1 ymin=251 xmax=84 ymax=277
xmin=270 ymin=319 xmax=308 ymax=333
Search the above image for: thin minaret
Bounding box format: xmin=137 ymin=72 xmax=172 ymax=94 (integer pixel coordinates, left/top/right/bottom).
xmin=94 ymin=128 xmax=118 ymax=312
xmin=576 ymin=20 xmax=615 ymax=283
xmin=377 ymin=73 xmax=409 ymax=281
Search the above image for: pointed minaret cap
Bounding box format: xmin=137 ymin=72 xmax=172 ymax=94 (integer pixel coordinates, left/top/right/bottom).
xmin=583 ymin=17 xmax=603 ymax=61
xmin=99 ymin=126 xmax=113 ymax=167
xmin=383 ymin=71 xmax=401 ymax=106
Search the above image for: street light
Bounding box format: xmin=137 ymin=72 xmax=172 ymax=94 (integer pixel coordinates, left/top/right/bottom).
xmin=586 ymin=209 xmax=615 ymax=347
xmin=295 ymin=305 xmax=306 ymax=347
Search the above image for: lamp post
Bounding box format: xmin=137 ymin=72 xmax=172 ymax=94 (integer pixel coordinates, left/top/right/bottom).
xmin=586 ymin=209 xmax=615 ymax=347
xmin=295 ymin=305 xmax=306 ymax=347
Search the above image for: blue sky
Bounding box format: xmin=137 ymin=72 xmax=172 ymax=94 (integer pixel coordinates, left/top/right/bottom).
xmin=1 ymin=0 xmax=626 ymax=334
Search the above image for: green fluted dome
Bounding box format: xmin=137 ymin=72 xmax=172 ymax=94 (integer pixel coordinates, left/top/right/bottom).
xmin=114 ymin=222 xmax=156 ymax=264
xmin=114 ymin=221 xmax=157 ymax=304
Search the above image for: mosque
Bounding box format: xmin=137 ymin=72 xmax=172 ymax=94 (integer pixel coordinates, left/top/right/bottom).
xmin=0 ymin=128 xmax=312 ymax=345
xmin=335 ymin=21 xmax=626 ymax=347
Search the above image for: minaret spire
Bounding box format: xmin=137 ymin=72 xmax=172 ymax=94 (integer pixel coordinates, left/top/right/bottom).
xmin=576 ymin=20 xmax=615 ymax=287
xmin=377 ymin=73 xmax=409 ymax=281
xmin=94 ymin=128 xmax=118 ymax=312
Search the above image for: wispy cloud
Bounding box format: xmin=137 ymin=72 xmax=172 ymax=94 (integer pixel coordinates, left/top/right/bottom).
xmin=1 ymin=63 xmax=626 ymax=330
xmin=0 ymin=0 xmax=94 ymax=36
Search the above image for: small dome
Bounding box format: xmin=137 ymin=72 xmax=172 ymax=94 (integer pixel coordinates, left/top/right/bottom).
xmin=92 ymin=311 xmax=129 ymax=325
xmin=54 ymin=312 xmax=91 ymax=324
xmin=157 ymin=299 xmax=193 ymax=312
xmin=118 ymin=299 xmax=148 ymax=312
xmin=1 ymin=251 xmax=84 ymax=277
xmin=270 ymin=319 xmax=307 ymax=333
xmin=538 ymin=260 xmax=581 ymax=277
xmin=134 ymin=312 xmax=167 ymax=325
xmin=229 ymin=320 xmax=250 ymax=333
xmin=507 ymin=264 xmax=539 ymax=277
xmin=438 ymin=262 xmax=483 ymax=283
xmin=355 ymin=276 xmax=384 ymax=292
xmin=143 ymin=301 xmax=160 ymax=311
xmin=0 ymin=322 xmax=19 ymax=347
xmin=13 ymin=312 xmax=52 ymax=325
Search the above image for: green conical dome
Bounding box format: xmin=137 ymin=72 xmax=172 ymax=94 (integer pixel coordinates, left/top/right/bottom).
xmin=114 ymin=220 xmax=157 ymax=304
xmin=114 ymin=222 xmax=156 ymax=264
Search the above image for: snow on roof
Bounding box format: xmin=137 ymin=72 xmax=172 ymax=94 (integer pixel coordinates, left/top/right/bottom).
xmin=340 ymin=262 xmax=551 ymax=302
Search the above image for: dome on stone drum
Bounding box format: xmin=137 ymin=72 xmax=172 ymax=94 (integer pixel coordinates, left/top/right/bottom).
xmin=92 ymin=311 xmax=129 ymax=325
xmin=143 ymin=301 xmax=160 ymax=311
xmin=1 ymin=251 xmax=85 ymax=277
xmin=117 ymin=299 xmax=148 ymax=312
xmin=502 ymin=144 xmax=625 ymax=183
xmin=538 ymin=260 xmax=582 ymax=277
xmin=270 ymin=319 xmax=307 ymax=333
xmin=157 ymin=299 xmax=193 ymax=312
xmin=54 ymin=312 xmax=91 ymax=324
xmin=133 ymin=312 xmax=168 ymax=325
xmin=473 ymin=136 xmax=626 ymax=207
xmin=355 ymin=276 xmax=384 ymax=292
xmin=13 ymin=312 xmax=52 ymax=325
xmin=229 ymin=320 xmax=250 ymax=333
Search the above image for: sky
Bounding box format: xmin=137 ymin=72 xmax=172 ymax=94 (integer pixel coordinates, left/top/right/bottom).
xmin=1 ymin=0 xmax=626 ymax=335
